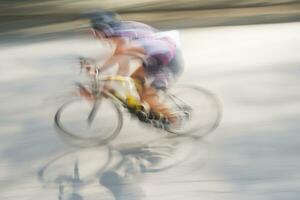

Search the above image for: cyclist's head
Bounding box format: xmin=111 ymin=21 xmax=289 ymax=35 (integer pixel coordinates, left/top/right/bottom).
xmin=89 ymin=11 xmax=121 ymax=38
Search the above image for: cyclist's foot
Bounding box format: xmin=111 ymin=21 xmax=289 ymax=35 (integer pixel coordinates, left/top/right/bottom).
xmin=148 ymin=111 xmax=174 ymax=127
xmin=136 ymin=110 xmax=149 ymax=122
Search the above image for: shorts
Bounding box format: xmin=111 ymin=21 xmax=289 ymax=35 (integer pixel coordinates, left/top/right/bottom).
xmin=143 ymin=49 xmax=183 ymax=90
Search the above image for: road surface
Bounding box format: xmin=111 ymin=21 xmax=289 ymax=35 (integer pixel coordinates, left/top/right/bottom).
xmin=1 ymin=22 xmax=300 ymax=200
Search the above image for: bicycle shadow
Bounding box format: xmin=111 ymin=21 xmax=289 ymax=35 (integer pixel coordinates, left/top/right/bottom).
xmin=38 ymin=135 xmax=210 ymax=200
xmin=99 ymin=136 xmax=208 ymax=200
xmin=100 ymin=170 xmax=145 ymax=200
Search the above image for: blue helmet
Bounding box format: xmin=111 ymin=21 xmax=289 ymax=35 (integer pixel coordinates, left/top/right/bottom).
xmin=89 ymin=11 xmax=120 ymax=37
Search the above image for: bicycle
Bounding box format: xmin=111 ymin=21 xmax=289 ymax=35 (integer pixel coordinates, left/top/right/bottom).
xmin=38 ymin=137 xmax=209 ymax=187
xmin=54 ymin=57 xmax=222 ymax=147
xmin=37 ymin=137 xmax=207 ymax=200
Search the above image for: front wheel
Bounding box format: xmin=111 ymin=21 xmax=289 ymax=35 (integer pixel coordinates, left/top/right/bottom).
xmin=164 ymin=84 xmax=222 ymax=137
xmin=55 ymin=97 xmax=123 ymax=147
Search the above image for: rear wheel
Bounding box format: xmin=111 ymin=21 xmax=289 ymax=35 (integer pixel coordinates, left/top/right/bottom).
xmin=55 ymin=97 xmax=123 ymax=147
xmin=164 ymin=84 xmax=222 ymax=137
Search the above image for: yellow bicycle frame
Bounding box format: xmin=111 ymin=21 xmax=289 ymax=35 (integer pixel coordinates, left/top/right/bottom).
xmin=100 ymin=75 xmax=142 ymax=109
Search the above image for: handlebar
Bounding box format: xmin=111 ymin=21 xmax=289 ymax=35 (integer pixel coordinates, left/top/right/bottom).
xmin=79 ymin=57 xmax=101 ymax=78
xmin=78 ymin=56 xmax=140 ymax=94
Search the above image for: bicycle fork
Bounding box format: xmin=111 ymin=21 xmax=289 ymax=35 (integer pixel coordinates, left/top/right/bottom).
xmin=87 ymin=99 xmax=101 ymax=127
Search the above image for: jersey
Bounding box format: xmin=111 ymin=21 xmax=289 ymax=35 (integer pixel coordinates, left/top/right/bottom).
xmin=108 ymin=21 xmax=178 ymax=66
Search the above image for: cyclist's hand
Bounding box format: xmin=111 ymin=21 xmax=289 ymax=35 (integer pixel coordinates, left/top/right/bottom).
xmin=79 ymin=57 xmax=94 ymax=74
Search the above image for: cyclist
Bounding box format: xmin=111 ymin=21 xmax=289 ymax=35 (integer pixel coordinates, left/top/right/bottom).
xmin=89 ymin=12 xmax=183 ymax=123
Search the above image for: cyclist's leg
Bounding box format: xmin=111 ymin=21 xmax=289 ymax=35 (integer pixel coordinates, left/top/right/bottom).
xmin=130 ymin=50 xmax=183 ymax=123
xmin=131 ymin=66 xmax=174 ymax=122
xmin=141 ymin=86 xmax=174 ymax=121
xmin=147 ymin=51 xmax=184 ymax=122
xmin=131 ymin=65 xmax=146 ymax=89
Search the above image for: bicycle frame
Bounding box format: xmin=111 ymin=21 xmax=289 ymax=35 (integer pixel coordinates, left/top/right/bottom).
xmin=84 ymin=67 xmax=190 ymax=109
xmin=79 ymin=60 xmax=191 ymax=125
xmin=79 ymin=64 xmax=139 ymax=107
xmin=54 ymin=57 xmax=221 ymax=147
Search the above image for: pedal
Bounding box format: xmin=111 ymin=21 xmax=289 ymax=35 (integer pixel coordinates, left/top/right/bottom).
xmin=152 ymin=120 xmax=163 ymax=128
xmin=136 ymin=110 xmax=149 ymax=122
xmin=148 ymin=111 xmax=162 ymax=120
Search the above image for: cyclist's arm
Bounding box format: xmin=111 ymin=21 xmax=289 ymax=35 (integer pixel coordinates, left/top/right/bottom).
xmin=100 ymin=39 xmax=146 ymax=72
xmin=99 ymin=38 xmax=123 ymax=72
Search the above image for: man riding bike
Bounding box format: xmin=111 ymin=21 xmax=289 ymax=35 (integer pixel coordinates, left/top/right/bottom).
xmin=88 ymin=12 xmax=183 ymax=124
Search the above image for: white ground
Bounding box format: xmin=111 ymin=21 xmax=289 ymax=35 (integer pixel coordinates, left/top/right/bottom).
xmin=1 ymin=22 xmax=300 ymax=200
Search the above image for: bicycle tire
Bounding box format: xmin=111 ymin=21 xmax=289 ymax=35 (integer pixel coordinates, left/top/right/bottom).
xmin=38 ymin=146 xmax=112 ymax=187
xmin=164 ymin=84 xmax=222 ymax=137
xmin=55 ymin=96 xmax=123 ymax=147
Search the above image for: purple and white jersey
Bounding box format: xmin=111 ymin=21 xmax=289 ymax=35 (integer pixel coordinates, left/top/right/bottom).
xmin=108 ymin=21 xmax=179 ymax=65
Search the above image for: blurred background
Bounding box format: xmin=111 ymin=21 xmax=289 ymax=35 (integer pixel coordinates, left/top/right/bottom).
xmin=1 ymin=1 xmax=300 ymax=200
xmin=2 ymin=0 xmax=300 ymax=43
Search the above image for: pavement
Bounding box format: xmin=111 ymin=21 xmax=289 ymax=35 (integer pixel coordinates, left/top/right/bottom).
xmin=1 ymin=22 xmax=300 ymax=199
